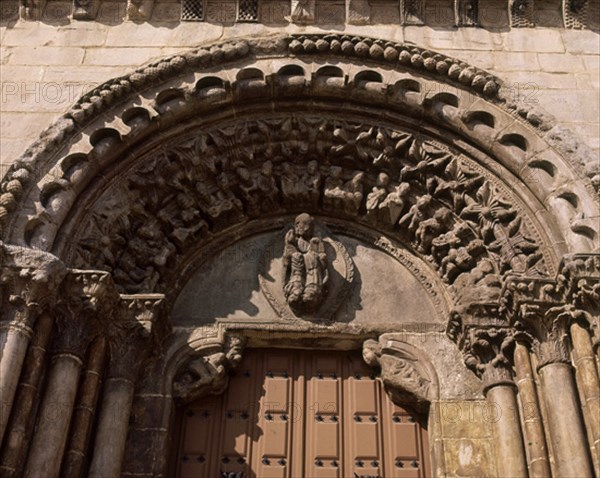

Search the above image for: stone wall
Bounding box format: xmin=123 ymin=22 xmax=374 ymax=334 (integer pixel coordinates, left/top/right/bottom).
xmin=1 ymin=15 xmax=599 ymax=171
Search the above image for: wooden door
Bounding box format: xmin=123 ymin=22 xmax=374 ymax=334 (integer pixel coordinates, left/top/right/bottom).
xmin=173 ymin=349 xmax=430 ymax=478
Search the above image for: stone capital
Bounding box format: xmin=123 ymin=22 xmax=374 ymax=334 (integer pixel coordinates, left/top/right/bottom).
xmin=447 ymin=303 xmax=515 ymax=392
xmin=560 ymin=254 xmax=600 ymax=350
xmin=0 ymin=243 xmax=66 ymax=331
xmin=53 ymin=270 xmax=120 ymax=359
xmin=105 ymin=294 xmax=167 ymax=380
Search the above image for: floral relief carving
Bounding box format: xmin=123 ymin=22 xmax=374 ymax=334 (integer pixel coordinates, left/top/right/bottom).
xmin=65 ymin=117 xmax=546 ymax=299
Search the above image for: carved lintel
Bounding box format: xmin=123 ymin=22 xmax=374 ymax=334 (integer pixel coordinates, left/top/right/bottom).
xmin=106 ymin=294 xmax=167 ymax=380
xmin=73 ymin=0 xmax=100 ymax=20
xmin=402 ymin=0 xmax=424 ymax=24
xmin=173 ymin=334 xmax=247 ymax=403
xmin=126 ymin=0 xmax=155 ymax=20
xmin=54 ymin=270 xmax=119 ymax=359
xmin=363 ymin=338 xmax=433 ymax=413
xmin=0 ymin=243 xmax=66 ymax=331
xmin=19 ymin=0 xmax=46 ymax=20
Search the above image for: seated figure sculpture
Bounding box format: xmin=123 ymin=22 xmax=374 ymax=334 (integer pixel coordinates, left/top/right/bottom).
xmin=283 ymin=213 xmax=329 ymax=312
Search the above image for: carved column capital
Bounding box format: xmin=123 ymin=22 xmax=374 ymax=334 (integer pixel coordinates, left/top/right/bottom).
xmin=54 ymin=270 xmax=120 ymax=359
xmin=559 ymin=254 xmax=600 ymax=351
xmin=0 ymin=244 xmax=66 ymax=331
xmin=105 ymin=294 xmax=167 ymax=380
xmin=447 ymin=302 xmax=515 ymax=391
xmin=363 ymin=336 xmax=434 ymax=413
xmin=172 ymin=334 xmax=247 ymax=403
xmin=515 ymin=303 xmax=572 ymax=370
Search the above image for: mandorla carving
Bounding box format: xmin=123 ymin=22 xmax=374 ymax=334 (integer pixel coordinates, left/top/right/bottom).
xmin=67 ymin=118 xmax=546 ymax=296
xmin=283 ymin=214 xmax=329 ymax=312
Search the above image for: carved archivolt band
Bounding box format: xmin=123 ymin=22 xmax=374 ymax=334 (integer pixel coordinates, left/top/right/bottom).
xmin=1 ymin=35 xmax=597 ymax=262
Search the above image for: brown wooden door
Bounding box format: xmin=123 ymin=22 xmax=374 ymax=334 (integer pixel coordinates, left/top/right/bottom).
xmin=173 ymin=349 xmax=430 ymax=478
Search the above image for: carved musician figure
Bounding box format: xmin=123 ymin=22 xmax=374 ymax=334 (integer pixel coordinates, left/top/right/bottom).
xmin=283 ymin=213 xmax=329 ymax=311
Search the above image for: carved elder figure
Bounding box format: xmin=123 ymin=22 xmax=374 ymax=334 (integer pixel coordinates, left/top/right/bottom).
xmin=283 ymin=213 xmax=329 ymax=311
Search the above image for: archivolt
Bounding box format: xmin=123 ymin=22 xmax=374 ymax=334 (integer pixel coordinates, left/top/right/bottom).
xmin=0 ymin=34 xmax=598 ymax=302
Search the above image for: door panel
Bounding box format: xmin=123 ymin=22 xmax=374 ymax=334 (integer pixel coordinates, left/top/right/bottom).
xmin=174 ymin=349 xmax=430 ymax=478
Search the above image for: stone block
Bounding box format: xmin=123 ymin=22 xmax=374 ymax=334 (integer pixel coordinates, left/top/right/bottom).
xmin=205 ymin=0 xmax=237 ymax=22
xmin=83 ymin=47 xmax=163 ymax=66
xmin=369 ymin=1 xmax=401 ymax=24
xmin=2 ymin=23 xmax=108 ymax=47
xmin=443 ymin=438 xmax=496 ymax=477
xmin=502 ymin=29 xmax=565 ymax=53
xmin=259 ymin=0 xmax=290 ymax=23
xmin=537 ymin=53 xmax=585 ymax=73
xmin=7 ymin=46 xmax=85 ymax=66
xmin=491 ymin=51 xmax=540 ymax=71
xmin=315 ymin=0 xmax=345 ymax=24
xmin=562 ymin=29 xmax=600 ymax=55
xmin=0 ymin=112 xmax=56 ymax=139
xmin=151 ymin=1 xmax=181 ymax=22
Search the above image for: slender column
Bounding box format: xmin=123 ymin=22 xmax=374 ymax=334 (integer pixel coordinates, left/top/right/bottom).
xmin=571 ymin=321 xmax=600 ymax=471
xmin=23 ymin=271 xmax=116 ymax=478
xmin=518 ymin=304 xmax=594 ymax=477
xmin=461 ymin=326 xmax=528 ymax=478
xmin=0 ymin=246 xmax=65 ymax=443
xmin=0 ymin=313 xmax=53 ymax=478
xmin=89 ymin=294 xmax=165 ymax=478
xmin=513 ymin=341 xmax=551 ymax=477
xmin=61 ymin=337 xmax=107 ymax=478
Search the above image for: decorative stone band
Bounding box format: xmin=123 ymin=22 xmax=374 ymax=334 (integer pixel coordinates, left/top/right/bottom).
xmin=16 ymin=0 xmax=596 ymax=29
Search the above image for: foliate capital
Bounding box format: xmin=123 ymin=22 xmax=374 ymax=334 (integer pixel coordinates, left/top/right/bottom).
xmin=105 ymin=294 xmax=168 ymax=380
xmin=0 ymin=243 xmax=66 ymax=330
xmin=447 ymin=303 xmax=515 ymax=392
xmin=53 ymin=270 xmax=120 ymax=358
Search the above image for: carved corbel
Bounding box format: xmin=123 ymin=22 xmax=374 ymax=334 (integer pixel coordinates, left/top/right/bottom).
xmin=509 ymin=0 xmax=535 ymax=27
xmin=0 ymin=243 xmax=66 ymax=333
xmin=448 ymin=303 xmax=515 ymax=392
xmin=455 ymin=0 xmax=478 ymax=26
xmin=173 ymin=334 xmax=247 ymax=403
xmin=363 ymin=337 xmax=434 ymax=413
xmin=54 ymin=270 xmax=120 ymax=360
xmin=289 ymin=0 xmax=315 ymax=23
xmin=563 ymin=0 xmax=589 ymax=28
xmin=73 ymin=0 xmax=101 ymax=20
xmin=106 ymin=294 xmax=168 ymax=380
xmin=126 ymin=0 xmax=155 ymax=21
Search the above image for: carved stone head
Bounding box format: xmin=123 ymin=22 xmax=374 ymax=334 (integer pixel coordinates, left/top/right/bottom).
xmin=294 ymin=213 xmax=314 ymax=239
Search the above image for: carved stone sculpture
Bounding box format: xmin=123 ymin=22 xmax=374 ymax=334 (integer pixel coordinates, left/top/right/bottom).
xmin=283 ymin=213 xmax=329 ymax=312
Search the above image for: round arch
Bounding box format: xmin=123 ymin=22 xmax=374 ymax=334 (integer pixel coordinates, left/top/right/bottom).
xmin=1 ymin=32 xmax=599 ymax=478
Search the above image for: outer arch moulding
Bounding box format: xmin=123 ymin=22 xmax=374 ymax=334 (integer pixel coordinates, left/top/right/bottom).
xmin=0 ymin=34 xmax=597 ymax=275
